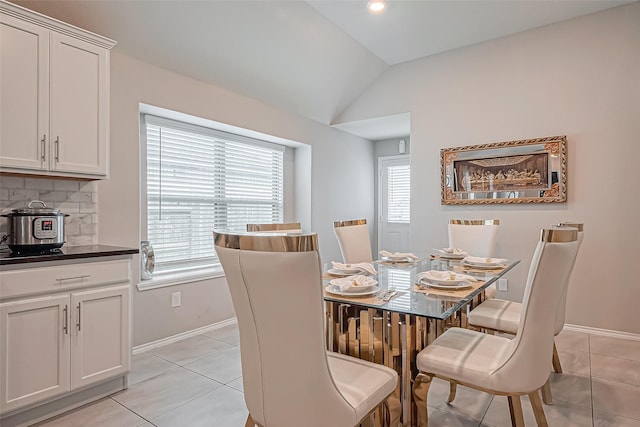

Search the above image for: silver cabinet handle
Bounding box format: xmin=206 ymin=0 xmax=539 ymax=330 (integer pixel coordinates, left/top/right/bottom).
xmin=55 ymin=275 xmax=90 ymax=283
xmin=63 ymin=304 xmax=68 ymax=335
xmin=76 ymin=303 xmax=81 ymax=331
xmin=55 ymin=136 xmax=60 ymax=162
xmin=41 ymin=134 xmax=46 ymax=161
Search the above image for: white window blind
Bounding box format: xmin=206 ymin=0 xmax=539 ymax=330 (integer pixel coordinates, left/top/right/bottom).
xmin=387 ymin=164 xmax=410 ymax=223
xmin=145 ymin=115 xmax=284 ymax=273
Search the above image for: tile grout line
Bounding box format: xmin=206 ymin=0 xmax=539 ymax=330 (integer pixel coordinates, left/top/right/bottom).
xmin=478 ymin=394 xmax=495 ymax=426
xmin=110 ymin=397 xmax=158 ymax=426
xmin=134 ymin=375 xmax=232 ymax=424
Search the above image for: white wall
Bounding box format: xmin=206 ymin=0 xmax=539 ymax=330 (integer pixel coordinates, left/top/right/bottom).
xmin=336 ymin=3 xmax=640 ymax=334
xmin=101 ymin=50 xmax=374 ymax=345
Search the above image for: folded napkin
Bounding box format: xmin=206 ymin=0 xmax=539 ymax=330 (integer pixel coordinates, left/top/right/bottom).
xmin=331 ymin=261 xmax=377 ymax=275
xmin=416 ymin=270 xmax=475 ymax=282
xmin=440 ymin=247 xmax=465 ymax=255
xmin=463 ymin=256 xmax=508 ymax=265
xmin=331 ymin=275 xmax=377 ymax=292
xmin=379 ymin=250 xmax=419 ymax=261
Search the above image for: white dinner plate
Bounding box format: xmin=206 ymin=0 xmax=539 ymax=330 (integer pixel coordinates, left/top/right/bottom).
xmin=417 ymin=279 xmax=471 ymax=290
xmin=325 ymin=284 xmax=381 ymax=297
xmin=462 ymin=256 xmax=508 ymax=267
xmin=327 ymin=268 xmax=361 ymax=276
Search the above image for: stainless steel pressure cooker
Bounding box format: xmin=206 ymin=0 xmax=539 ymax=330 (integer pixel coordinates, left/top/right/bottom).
xmin=1 ymin=200 xmax=69 ymax=253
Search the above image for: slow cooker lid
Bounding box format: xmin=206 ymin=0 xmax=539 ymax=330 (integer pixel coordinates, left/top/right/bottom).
xmin=11 ymin=200 xmax=60 ymax=215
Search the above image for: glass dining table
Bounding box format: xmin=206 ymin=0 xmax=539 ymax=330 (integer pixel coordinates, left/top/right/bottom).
xmin=323 ymin=256 xmax=520 ymax=427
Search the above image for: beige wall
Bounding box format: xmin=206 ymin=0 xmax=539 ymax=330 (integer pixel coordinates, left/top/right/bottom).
xmin=337 ymin=3 xmax=640 ymax=334
xmin=101 ymin=51 xmax=375 ymax=346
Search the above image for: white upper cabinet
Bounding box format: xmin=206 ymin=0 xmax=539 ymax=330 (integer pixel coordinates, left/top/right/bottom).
xmin=0 ymin=1 xmax=116 ymax=179
xmin=0 ymin=12 xmax=48 ymax=171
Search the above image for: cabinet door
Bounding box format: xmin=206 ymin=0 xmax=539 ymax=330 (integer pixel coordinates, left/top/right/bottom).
xmin=0 ymin=295 xmax=70 ymax=413
xmin=49 ymin=32 xmax=108 ymax=176
xmin=70 ymin=285 xmax=130 ymax=390
xmin=0 ymin=12 xmax=49 ymax=171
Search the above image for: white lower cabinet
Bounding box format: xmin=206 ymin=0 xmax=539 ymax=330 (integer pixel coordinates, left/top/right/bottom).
xmin=0 ymin=295 xmax=71 ymax=413
xmin=70 ymin=285 xmax=130 ymax=390
xmin=0 ymin=258 xmax=131 ymax=417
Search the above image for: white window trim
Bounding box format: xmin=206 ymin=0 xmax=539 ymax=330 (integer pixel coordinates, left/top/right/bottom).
xmin=138 ymin=103 xmax=300 ymax=288
xmin=136 ymin=265 xmax=225 ymax=291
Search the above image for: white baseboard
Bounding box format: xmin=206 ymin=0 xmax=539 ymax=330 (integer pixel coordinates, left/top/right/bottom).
xmin=131 ymin=318 xmax=639 ymax=355
xmin=564 ymin=323 xmax=640 ymax=341
xmin=132 ymin=317 xmax=238 ymax=355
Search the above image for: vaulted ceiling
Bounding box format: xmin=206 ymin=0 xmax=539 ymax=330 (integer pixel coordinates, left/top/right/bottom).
xmin=12 ymin=0 xmax=633 ymax=138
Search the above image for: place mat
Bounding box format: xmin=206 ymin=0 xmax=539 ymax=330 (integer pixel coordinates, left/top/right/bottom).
xmin=411 ymin=280 xmax=485 ymax=298
xmin=375 ymin=260 xmax=416 ymax=266
xmin=323 ymin=288 xmax=405 ymax=306
xmin=323 ymin=272 xmax=361 ymax=280
xmin=453 ymin=265 xmax=506 ymax=274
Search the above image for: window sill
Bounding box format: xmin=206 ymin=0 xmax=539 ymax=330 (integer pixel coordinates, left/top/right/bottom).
xmin=136 ymin=266 xmax=225 ymax=291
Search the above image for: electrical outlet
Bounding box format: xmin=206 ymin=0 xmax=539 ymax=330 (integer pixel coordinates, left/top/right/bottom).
xmin=171 ymin=292 xmax=181 ymax=307
xmin=497 ymin=279 xmax=508 ymax=292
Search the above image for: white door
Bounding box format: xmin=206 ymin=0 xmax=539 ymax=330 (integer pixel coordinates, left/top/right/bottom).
xmin=70 ymin=285 xmax=130 ymax=389
xmin=0 ymin=295 xmax=70 ymax=413
xmin=378 ymin=156 xmax=410 ymax=253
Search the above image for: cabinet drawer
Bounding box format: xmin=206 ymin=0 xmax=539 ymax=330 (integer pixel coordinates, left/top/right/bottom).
xmin=0 ymin=259 xmax=130 ymax=300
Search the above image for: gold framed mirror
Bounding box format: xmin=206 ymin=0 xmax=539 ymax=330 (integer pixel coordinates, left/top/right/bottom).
xmin=441 ymin=136 xmax=567 ymax=205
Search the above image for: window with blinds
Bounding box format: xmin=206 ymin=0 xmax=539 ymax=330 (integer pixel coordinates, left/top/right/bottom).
xmin=144 ymin=115 xmax=284 ymax=274
xmin=387 ymin=163 xmax=410 ymax=223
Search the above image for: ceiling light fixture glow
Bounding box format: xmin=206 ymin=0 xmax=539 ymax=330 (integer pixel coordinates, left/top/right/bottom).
xmin=367 ymin=0 xmax=386 ymax=14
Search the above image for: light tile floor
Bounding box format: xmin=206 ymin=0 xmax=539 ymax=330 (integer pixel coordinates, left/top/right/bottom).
xmin=35 ymin=327 xmax=640 ymax=426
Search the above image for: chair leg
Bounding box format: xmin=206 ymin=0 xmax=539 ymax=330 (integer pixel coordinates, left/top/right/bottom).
xmin=413 ymin=373 xmax=433 ymax=427
xmin=507 ymin=395 xmax=525 ymax=427
xmin=552 ymin=341 xmax=563 ymax=373
xmin=529 ymin=390 xmax=550 ymax=427
xmin=447 ymin=381 xmax=457 ymax=403
xmin=541 ymin=378 xmax=553 ymax=405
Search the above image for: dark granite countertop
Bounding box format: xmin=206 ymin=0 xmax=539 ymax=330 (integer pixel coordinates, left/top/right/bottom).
xmin=0 ymin=245 xmax=138 ymax=266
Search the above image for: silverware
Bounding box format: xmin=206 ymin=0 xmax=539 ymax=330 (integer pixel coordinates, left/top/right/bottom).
xmin=376 ymin=289 xmax=388 ymax=299
xmin=382 ymin=289 xmax=397 ymax=302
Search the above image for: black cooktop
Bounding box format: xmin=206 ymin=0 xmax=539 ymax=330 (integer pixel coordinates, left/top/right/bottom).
xmin=0 ymin=245 xmax=138 ymax=266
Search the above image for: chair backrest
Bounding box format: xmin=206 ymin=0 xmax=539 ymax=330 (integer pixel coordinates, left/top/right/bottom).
xmin=333 ymin=219 xmax=373 ymax=263
xmin=246 ymin=222 xmax=302 ymax=233
xmin=213 ymin=231 xmax=355 ymax=427
xmin=554 ymin=223 xmax=584 ymax=334
xmin=490 ymin=228 xmax=580 ymax=393
xmin=448 ymin=219 xmax=500 ymax=257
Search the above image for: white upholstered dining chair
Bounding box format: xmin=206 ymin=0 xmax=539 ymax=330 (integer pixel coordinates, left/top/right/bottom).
xmin=448 ymin=219 xmax=499 ymax=257
xmin=413 ymin=227 xmax=580 ymax=427
xmin=213 ymin=231 xmax=397 ymax=427
xmin=333 ymin=219 xmax=373 ymax=264
xmin=467 ymin=223 xmax=584 ymax=394
xmin=246 ymin=222 xmax=302 ymax=233
xmin=448 ymin=219 xmax=500 ymax=298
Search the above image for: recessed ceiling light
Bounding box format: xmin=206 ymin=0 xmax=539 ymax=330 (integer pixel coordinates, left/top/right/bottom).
xmin=367 ymin=0 xmax=386 ymax=14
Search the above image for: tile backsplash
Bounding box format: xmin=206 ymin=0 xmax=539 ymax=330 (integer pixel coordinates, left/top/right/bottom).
xmin=0 ymin=176 xmax=98 ymax=248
